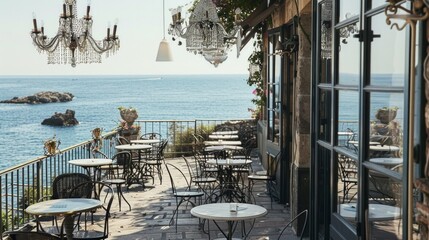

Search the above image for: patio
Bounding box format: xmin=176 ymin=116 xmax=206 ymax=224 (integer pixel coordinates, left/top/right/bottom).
xmin=96 ymin=157 xmax=299 ymax=240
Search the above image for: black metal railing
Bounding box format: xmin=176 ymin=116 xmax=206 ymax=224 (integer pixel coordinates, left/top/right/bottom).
xmin=0 ymin=119 xmax=255 ymax=232
xmin=0 ymin=130 xmax=117 ymax=233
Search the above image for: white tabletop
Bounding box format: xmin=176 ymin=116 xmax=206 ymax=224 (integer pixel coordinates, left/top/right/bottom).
xmin=191 ymin=203 xmax=267 ymax=221
xmin=348 ymin=140 xmax=380 ymax=145
xmin=207 ymin=159 xmax=252 ymax=166
xmin=338 ymin=131 xmax=354 ymax=136
xmin=212 ymin=131 xmax=239 ymax=135
xmin=339 ymin=203 xmax=401 ymax=221
xmin=204 ymin=140 xmax=242 ymax=146
xmin=69 ymin=158 xmax=112 ymax=167
xmin=370 ymin=145 xmax=400 ymax=152
xmin=130 ymin=139 xmax=161 ymax=145
xmin=369 ymin=158 xmax=403 ymax=166
xmin=205 ymin=146 xmax=244 ymax=151
xmin=209 ymin=135 xmax=239 ymax=140
xmin=26 ymin=198 xmax=102 ymax=216
xmin=115 ymin=144 xmax=152 ymax=151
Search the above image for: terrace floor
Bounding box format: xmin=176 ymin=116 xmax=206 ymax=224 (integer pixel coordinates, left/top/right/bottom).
xmin=101 ymin=157 xmax=300 ymax=240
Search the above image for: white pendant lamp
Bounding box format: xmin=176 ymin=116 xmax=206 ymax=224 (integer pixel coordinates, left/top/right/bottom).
xmin=156 ymin=0 xmax=172 ymax=61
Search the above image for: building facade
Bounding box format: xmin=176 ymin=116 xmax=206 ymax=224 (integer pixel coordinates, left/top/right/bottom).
xmin=252 ymin=0 xmax=429 ymax=239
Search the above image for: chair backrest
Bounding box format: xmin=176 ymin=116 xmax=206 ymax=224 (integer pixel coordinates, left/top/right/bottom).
xmin=117 ymin=136 xmax=130 ymax=145
xmin=183 ymin=156 xmax=196 ymax=181
xmin=277 ymin=209 xmax=308 ymax=240
xmin=69 ymin=181 xmax=114 ymax=238
xmin=3 ymin=231 xmax=62 ymax=240
xmin=52 ymin=173 xmax=92 ymax=199
xmin=164 ymin=163 xmax=192 ymax=194
xmin=140 ymin=132 xmax=162 ymax=140
xmin=110 ymin=151 xmax=132 ymax=179
xmin=268 ymin=152 xmax=281 ymax=177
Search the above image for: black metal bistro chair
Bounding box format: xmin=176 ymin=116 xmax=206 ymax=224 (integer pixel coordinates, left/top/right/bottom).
xmin=68 ymin=181 xmax=114 ymax=240
xmin=102 ymin=151 xmax=132 ymax=211
xmin=3 ymin=231 xmax=62 ymax=240
xmin=164 ymin=163 xmax=204 ymax=232
xmin=37 ymin=173 xmax=92 ymax=235
xmin=277 ymin=209 xmax=308 ymax=240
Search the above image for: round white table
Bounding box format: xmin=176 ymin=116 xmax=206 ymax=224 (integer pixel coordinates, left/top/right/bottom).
xmin=207 ymin=159 xmax=251 ymax=202
xmin=204 ymin=140 xmax=242 ymax=146
xmin=339 ymin=203 xmax=401 ymax=221
xmin=212 ymin=131 xmax=239 ymax=135
xmin=348 ymin=140 xmax=380 ymax=146
xmin=115 ymin=144 xmax=152 ymax=151
xmin=205 ymin=146 xmax=244 ymax=152
xmin=209 ymin=135 xmax=239 ymax=140
xmin=130 ymin=139 xmax=161 ymax=145
xmin=69 ymin=158 xmax=113 ymax=181
xmin=26 ymin=198 xmax=102 ymax=240
xmin=207 ymin=159 xmax=252 ymax=166
xmin=369 ymin=158 xmax=403 ymax=167
xmin=370 ymin=145 xmax=400 ymax=152
xmin=191 ymin=203 xmax=267 ymax=240
xmin=115 ymin=144 xmax=152 ymax=187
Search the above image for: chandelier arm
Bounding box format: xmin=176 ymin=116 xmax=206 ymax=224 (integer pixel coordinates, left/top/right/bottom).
xmin=85 ymin=35 xmax=116 ymax=54
xmin=32 ymin=34 xmax=62 ymax=52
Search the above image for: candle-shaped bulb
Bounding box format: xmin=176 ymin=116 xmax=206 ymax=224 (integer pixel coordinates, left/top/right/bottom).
xmin=112 ymin=25 xmax=117 ymax=39
xmin=63 ymin=4 xmax=67 ymax=17
xmin=41 ymin=20 xmax=45 ymax=35
xmin=69 ymin=4 xmax=73 ymax=17
xmin=107 ymin=25 xmax=111 ymax=40
xmin=32 ymin=13 xmax=38 ymax=32
xmin=86 ymin=5 xmax=91 ymax=18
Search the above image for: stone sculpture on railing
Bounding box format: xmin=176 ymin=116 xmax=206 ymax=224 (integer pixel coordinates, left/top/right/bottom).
xmin=118 ymin=107 xmax=140 ymax=141
xmin=370 ymin=106 xmax=402 ymax=155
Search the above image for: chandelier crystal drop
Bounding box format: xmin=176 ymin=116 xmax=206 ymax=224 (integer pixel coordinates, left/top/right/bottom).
xmin=30 ymin=0 xmax=120 ymax=67
xmin=168 ymin=0 xmax=242 ymax=67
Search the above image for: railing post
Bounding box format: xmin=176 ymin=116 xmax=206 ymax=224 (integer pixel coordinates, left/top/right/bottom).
xmin=36 ymin=161 xmax=42 ymax=207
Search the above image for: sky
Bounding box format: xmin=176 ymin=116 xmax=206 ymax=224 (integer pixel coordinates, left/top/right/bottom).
xmin=0 ymin=0 xmax=255 ymax=76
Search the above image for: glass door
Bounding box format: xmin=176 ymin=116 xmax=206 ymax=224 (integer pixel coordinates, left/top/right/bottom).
xmin=313 ymin=0 xmax=415 ymax=239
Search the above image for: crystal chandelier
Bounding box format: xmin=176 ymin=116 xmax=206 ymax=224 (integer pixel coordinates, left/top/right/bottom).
xmin=30 ymin=0 xmax=120 ymax=67
xmin=168 ymin=0 xmax=242 ymax=67
xmin=320 ymin=0 xmax=357 ymax=59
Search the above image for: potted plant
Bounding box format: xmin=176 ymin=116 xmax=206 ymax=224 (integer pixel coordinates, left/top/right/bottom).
xmin=375 ymin=106 xmax=398 ymax=124
xmin=44 ymin=135 xmax=60 ymax=155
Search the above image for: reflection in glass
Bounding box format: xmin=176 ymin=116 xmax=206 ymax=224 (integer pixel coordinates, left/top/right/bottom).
xmin=338 ymin=0 xmax=359 ymax=22
xmin=338 ymin=91 xmax=359 ymax=148
xmin=370 ymin=13 xmax=406 ymax=87
xmin=338 ymin=23 xmax=359 ymax=85
xmin=369 ymin=92 xmax=403 ymax=159
xmin=367 ymin=171 xmax=402 ymax=239
xmin=320 ymin=0 xmax=332 ymax=60
xmin=336 ymin=153 xmax=358 ymax=226
xmin=318 ymin=89 xmax=331 ymax=142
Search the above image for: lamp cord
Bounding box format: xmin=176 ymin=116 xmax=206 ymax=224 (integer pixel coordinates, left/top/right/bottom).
xmin=163 ymin=0 xmax=166 ymax=39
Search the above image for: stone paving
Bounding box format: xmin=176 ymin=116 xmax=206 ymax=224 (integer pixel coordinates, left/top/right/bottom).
xmin=103 ymin=157 xmax=300 ymax=240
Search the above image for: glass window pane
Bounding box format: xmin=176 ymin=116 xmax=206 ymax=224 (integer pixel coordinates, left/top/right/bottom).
xmin=338 ymin=0 xmax=359 ymax=22
xmin=320 ymin=0 xmax=333 ymax=65
xmin=338 ymin=90 xmax=359 ymax=148
xmin=370 ymin=0 xmax=387 ymax=9
xmin=318 ymin=89 xmax=332 ymax=142
xmin=316 ymin=146 xmax=331 ymax=237
xmin=370 ymin=13 xmax=406 ymax=87
xmin=336 ymin=153 xmax=359 ymax=226
xmin=338 ymin=22 xmax=359 ymax=85
xmin=367 ymin=171 xmax=402 ymax=239
xmin=369 ymin=92 xmax=404 ymax=160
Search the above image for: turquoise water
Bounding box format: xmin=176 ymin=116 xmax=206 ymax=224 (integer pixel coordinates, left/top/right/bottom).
xmin=0 ymin=75 xmax=254 ymax=169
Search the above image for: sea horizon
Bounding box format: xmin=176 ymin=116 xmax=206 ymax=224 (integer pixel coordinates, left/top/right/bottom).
xmin=0 ymin=74 xmax=254 ymax=170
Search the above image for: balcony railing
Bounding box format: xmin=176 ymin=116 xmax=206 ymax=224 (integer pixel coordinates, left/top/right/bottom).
xmin=0 ymin=119 xmax=254 ymax=233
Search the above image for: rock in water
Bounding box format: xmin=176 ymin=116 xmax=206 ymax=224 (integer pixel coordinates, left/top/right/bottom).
xmin=42 ymin=109 xmax=79 ymax=126
xmin=0 ymin=91 xmax=74 ymax=104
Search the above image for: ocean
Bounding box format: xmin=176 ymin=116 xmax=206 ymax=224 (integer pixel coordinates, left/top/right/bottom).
xmin=0 ymin=75 xmax=254 ymax=170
